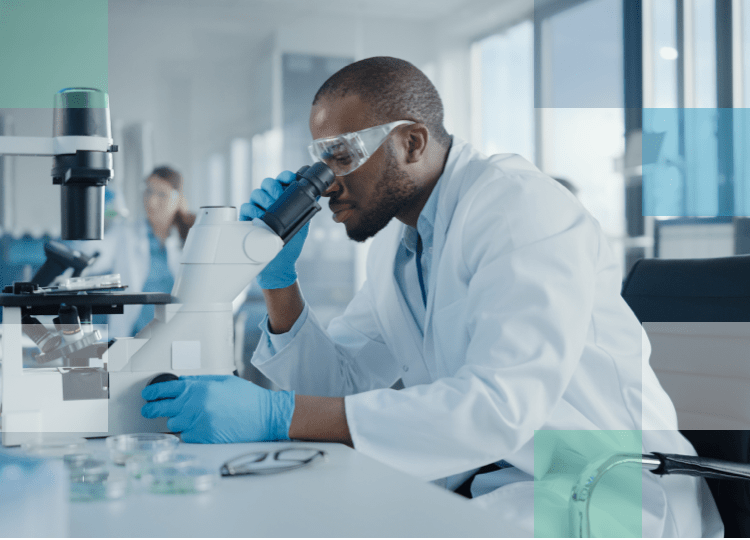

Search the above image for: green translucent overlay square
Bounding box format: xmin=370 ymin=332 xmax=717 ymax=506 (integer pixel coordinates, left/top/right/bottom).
xmin=0 ymin=0 xmax=108 ymax=108
xmin=534 ymin=430 xmax=643 ymax=537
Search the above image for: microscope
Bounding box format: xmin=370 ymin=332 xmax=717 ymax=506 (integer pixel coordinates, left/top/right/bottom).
xmin=0 ymin=88 xmax=335 ymax=446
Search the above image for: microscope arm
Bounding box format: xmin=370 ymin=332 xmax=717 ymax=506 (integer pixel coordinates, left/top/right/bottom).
xmin=171 ymin=210 xmax=284 ymax=306
xmin=171 ymin=162 xmax=335 ymax=306
xmin=119 ymin=210 xmax=283 ymax=375
xmin=121 ymin=164 xmax=335 ymax=377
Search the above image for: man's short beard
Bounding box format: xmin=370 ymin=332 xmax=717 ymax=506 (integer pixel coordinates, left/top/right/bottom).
xmin=346 ymin=142 xmax=421 ymax=243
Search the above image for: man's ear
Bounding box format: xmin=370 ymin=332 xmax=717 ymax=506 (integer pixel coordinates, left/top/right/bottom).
xmin=404 ymin=124 xmax=429 ymax=163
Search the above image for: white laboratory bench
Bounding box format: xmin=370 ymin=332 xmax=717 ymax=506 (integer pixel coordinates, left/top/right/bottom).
xmin=5 ymin=439 xmax=529 ymax=538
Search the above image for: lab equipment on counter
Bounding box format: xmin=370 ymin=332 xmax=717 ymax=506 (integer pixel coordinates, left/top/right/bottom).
xmin=66 ymin=456 xmax=129 ymax=502
xmin=143 ymin=465 xmax=218 ymax=494
xmin=13 ymin=432 xmax=216 ymax=501
xmin=126 ymin=452 xmax=199 ymax=480
xmin=13 ymin=434 xmax=129 ymax=502
xmin=22 ymin=436 xmax=88 ymax=457
xmin=106 ymin=433 xmax=179 ymax=465
xmin=121 ymin=449 xmax=210 ymax=494
xmin=1 ymin=162 xmax=335 ymax=446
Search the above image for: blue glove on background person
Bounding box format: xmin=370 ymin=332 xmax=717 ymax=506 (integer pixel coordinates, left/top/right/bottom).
xmin=240 ymin=170 xmax=309 ymax=289
xmin=141 ymin=375 xmax=295 ymax=444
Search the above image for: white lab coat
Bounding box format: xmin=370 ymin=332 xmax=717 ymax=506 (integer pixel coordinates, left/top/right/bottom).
xmin=252 ymin=140 xmax=722 ymax=537
xmin=75 ymin=220 xmax=182 ymax=338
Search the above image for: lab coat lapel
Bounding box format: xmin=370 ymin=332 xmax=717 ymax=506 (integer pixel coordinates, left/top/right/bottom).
xmin=372 ymin=222 xmax=432 ymax=386
xmin=423 ymin=140 xmax=477 ymax=340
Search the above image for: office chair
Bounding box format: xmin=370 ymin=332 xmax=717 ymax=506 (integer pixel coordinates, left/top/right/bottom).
xmin=569 ymin=256 xmax=750 ymax=537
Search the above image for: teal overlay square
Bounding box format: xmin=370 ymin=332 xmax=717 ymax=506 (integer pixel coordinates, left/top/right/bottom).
xmin=0 ymin=0 xmax=108 ymax=108
xmin=534 ymin=430 xmax=643 ymax=537
xmin=642 ymin=108 xmax=741 ymax=217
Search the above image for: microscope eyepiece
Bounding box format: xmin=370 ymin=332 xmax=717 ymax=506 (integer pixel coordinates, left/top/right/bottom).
xmin=260 ymin=162 xmax=335 ymax=244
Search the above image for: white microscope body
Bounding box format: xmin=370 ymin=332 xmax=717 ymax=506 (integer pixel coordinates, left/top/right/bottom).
xmin=1 ymin=209 xmax=283 ymax=445
xmin=104 ymin=208 xmax=283 ymax=437
xmin=0 ymin=86 xmax=333 ymax=446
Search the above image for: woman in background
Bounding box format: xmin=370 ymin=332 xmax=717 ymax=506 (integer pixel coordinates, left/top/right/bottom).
xmin=80 ymin=166 xmax=195 ymax=337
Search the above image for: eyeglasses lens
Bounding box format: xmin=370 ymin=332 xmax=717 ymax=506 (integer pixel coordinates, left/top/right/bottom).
xmin=276 ymin=448 xmax=323 ymax=463
xmin=223 ymin=448 xmax=324 ymax=476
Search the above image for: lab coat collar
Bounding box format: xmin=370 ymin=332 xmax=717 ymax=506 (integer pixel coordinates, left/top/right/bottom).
xmin=423 ymin=138 xmax=481 ymax=335
xmin=402 ymin=225 xmax=418 ymax=253
xmin=431 ymin=138 xmax=479 ymax=242
xmin=401 ymin=165 xmax=441 ymax=254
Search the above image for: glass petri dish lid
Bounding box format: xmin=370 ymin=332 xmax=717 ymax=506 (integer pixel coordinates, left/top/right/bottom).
xmin=144 ymin=466 xmax=218 ymax=494
xmin=63 ymin=453 xmax=95 ymax=470
xmin=22 ymin=436 xmax=87 ymax=458
xmin=64 ymin=456 xmax=108 ymax=482
xmin=106 ymin=433 xmax=179 ymax=465
xmin=64 ymin=455 xmax=129 ymax=502
xmin=126 ymin=453 xmax=199 ymax=480
xmin=69 ymin=470 xmax=129 ymax=502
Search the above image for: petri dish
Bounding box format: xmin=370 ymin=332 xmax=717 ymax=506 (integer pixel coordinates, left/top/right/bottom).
xmin=144 ymin=466 xmax=218 ymax=494
xmin=64 ymin=456 xmax=108 ymax=482
xmin=69 ymin=471 xmax=129 ymax=502
xmin=106 ymin=433 xmax=179 ymax=465
xmin=126 ymin=453 xmax=199 ymax=480
xmin=63 ymin=453 xmax=93 ymax=470
xmin=22 ymin=437 xmax=87 ymax=458
xmin=65 ymin=456 xmax=129 ymax=502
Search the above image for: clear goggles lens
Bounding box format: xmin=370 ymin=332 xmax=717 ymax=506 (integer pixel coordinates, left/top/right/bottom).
xmin=308 ymin=120 xmax=415 ymax=176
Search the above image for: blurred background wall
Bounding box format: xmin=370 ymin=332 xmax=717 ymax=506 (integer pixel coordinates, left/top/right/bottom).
xmin=2 ymin=0 xmax=746 ymax=337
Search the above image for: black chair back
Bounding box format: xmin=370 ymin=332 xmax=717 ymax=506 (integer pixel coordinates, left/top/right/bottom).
xmin=622 ymin=255 xmax=750 ymax=322
xmin=622 ymin=256 xmax=750 ymax=537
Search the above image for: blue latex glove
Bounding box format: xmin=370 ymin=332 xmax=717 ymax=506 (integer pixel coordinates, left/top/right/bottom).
xmin=141 ymin=375 xmax=295 ymax=444
xmin=240 ymin=170 xmax=309 ymax=289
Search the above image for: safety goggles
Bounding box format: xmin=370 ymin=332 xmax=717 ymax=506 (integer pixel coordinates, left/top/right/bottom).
xmin=144 ymin=186 xmax=178 ymax=205
xmin=308 ymin=120 xmax=415 ymax=176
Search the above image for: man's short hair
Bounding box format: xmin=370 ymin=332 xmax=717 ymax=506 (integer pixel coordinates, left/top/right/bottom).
xmin=313 ymin=57 xmax=452 ymax=148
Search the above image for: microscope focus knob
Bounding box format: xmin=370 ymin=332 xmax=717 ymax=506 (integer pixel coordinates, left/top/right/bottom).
xmin=145 ymin=373 xmax=179 ymax=402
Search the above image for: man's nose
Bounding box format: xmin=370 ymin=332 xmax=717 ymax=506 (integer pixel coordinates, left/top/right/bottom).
xmin=321 ymin=177 xmax=343 ymax=197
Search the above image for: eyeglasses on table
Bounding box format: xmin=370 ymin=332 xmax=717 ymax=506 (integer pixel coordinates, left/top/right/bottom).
xmin=220 ymin=447 xmax=326 ymax=477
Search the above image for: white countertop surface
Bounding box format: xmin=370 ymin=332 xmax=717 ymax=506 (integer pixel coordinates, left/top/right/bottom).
xmin=5 ymin=438 xmax=529 ymax=538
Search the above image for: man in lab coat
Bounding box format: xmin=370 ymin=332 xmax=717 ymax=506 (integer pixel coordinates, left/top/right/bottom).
xmin=143 ymin=57 xmax=721 ymax=536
